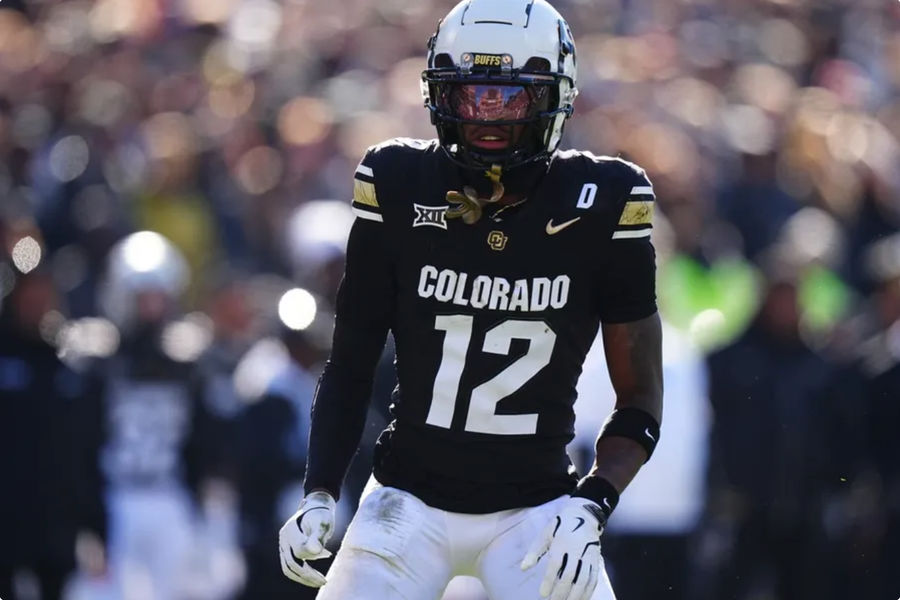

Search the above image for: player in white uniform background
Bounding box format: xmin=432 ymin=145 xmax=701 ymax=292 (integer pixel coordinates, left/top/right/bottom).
xmin=279 ymin=2 xmax=665 ymax=599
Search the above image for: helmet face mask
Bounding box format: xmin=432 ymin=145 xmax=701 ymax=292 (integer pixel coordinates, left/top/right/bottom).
xmin=422 ymin=0 xmax=578 ymax=171
xmin=426 ymin=70 xmax=561 ymax=169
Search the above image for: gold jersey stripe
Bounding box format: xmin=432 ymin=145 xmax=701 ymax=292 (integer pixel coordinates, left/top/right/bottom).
xmin=353 ymin=179 xmax=379 ymax=208
xmin=618 ymin=201 xmax=654 ymax=226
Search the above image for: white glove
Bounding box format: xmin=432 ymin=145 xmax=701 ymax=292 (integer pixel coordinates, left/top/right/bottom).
xmin=278 ymin=491 xmax=336 ymax=587
xmin=520 ymin=497 xmax=608 ymax=600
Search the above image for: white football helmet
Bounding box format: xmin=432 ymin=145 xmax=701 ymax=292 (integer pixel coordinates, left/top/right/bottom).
xmin=422 ymin=0 xmax=578 ymax=170
xmin=99 ymin=231 xmax=189 ymax=327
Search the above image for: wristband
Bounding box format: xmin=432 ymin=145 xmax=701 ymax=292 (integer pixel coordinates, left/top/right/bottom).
xmin=599 ymin=407 xmax=660 ymax=462
xmin=572 ymin=475 xmax=620 ymax=520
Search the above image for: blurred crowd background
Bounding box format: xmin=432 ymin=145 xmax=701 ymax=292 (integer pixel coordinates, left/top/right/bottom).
xmin=1 ymin=0 xmax=899 ymax=599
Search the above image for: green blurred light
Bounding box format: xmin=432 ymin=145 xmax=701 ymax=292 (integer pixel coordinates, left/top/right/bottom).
xmin=658 ymin=254 xmax=761 ymax=351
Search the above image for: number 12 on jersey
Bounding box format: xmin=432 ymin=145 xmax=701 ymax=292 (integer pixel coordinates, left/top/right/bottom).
xmin=425 ymin=315 xmax=557 ymax=435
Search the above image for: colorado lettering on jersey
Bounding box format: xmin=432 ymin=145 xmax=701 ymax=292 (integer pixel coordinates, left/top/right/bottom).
xmin=417 ymin=265 xmax=570 ymax=311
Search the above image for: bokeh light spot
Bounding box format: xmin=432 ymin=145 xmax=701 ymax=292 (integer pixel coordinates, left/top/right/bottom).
xmin=759 ymin=18 xmax=809 ymax=67
xmin=49 ymin=135 xmax=90 ymax=182
xmin=0 ymin=12 xmax=44 ymax=73
xmin=142 ymin=113 xmax=197 ymax=160
xmin=89 ymin=0 xmax=160 ymax=43
xmin=208 ymin=80 xmax=256 ymax=120
xmin=723 ymin=105 xmax=775 ymax=156
xmin=277 ymin=97 xmax=333 ymax=147
xmin=161 ymin=315 xmax=214 ymax=363
xmin=183 ymin=0 xmax=238 ymax=25
xmin=57 ymin=318 xmax=121 ymax=360
xmin=229 ymin=0 xmax=282 ymax=48
xmin=278 ymin=288 xmax=317 ymax=331
xmin=689 ymin=308 xmax=727 ymax=349
xmin=11 ymin=236 xmax=42 ymax=274
xmin=235 ymin=146 xmax=283 ymax=195
xmin=121 ymin=231 xmax=170 ymax=273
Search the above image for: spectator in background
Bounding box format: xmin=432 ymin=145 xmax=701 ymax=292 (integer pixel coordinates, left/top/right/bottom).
xmin=236 ymin=303 xmax=327 ymax=600
xmin=196 ymin=274 xmax=261 ymax=481
xmin=699 ymin=251 xmax=841 ymax=600
xmin=227 ymin=279 xmax=395 ymax=595
xmin=282 ymin=198 xmax=396 ymax=504
xmin=717 ymin=151 xmax=800 ymax=261
xmin=0 ymin=265 xmax=105 ymax=600
xmin=859 ymin=240 xmax=900 ymax=599
xmin=826 ymin=233 xmax=900 ymax=599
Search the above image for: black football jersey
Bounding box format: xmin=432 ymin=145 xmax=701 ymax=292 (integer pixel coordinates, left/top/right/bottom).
xmin=339 ymin=138 xmax=656 ymax=513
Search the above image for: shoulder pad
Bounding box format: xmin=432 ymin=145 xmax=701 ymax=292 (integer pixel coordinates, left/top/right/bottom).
xmin=350 ymin=138 xmax=438 ymax=224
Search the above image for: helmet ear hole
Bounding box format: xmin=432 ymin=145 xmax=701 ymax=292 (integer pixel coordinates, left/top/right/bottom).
xmin=434 ymin=53 xmax=454 ymax=68
xmin=523 ymin=57 xmax=551 ymax=72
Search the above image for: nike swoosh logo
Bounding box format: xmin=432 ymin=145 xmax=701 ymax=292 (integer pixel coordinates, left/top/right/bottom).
xmin=546 ymin=217 xmax=581 ymax=235
xmin=644 ymin=428 xmax=656 ymax=442
xmin=572 ymin=517 xmax=586 ymax=532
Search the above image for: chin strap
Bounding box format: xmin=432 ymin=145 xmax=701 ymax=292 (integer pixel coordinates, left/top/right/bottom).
xmin=446 ymin=164 xmax=505 ymax=225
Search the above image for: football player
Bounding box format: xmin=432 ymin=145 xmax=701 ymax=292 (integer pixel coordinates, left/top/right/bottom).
xmin=92 ymin=232 xmax=218 ymax=600
xmin=279 ymin=1 xmax=663 ymax=599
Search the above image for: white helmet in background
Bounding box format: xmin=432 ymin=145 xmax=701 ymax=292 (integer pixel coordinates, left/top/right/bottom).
xmin=99 ymin=231 xmax=189 ymax=327
xmin=285 ymin=200 xmax=355 ymax=294
xmin=422 ymin=0 xmax=578 ymax=170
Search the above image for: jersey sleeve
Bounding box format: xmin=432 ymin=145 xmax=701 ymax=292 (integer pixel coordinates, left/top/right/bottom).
xmin=350 ymin=150 xmax=383 ymax=223
xmin=304 ymin=152 xmax=395 ymax=498
xmin=611 ymin=172 xmax=655 ymax=241
xmin=596 ymin=167 xmax=658 ymax=323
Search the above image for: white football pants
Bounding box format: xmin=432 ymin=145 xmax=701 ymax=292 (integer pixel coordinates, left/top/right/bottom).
xmin=317 ymin=478 xmax=616 ymax=600
xmin=105 ymin=487 xmax=195 ymax=600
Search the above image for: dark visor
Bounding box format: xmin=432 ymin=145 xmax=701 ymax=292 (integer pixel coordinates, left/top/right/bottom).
xmin=449 ymin=84 xmax=547 ymax=122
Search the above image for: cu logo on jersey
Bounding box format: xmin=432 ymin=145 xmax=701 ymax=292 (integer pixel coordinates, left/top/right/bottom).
xmin=487 ymin=230 xmax=508 ymax=251
xmin=413 ymin=204 xmax=448 ymax=230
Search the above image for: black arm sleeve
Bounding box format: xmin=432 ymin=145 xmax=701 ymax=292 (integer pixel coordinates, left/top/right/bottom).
xmin=596 ymin=167 xmax=657 ymax=323
xmin=303 ymin=217 xmax=394 ymax=499
xmin=596 ymin=237 xmax=657 ymax=323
